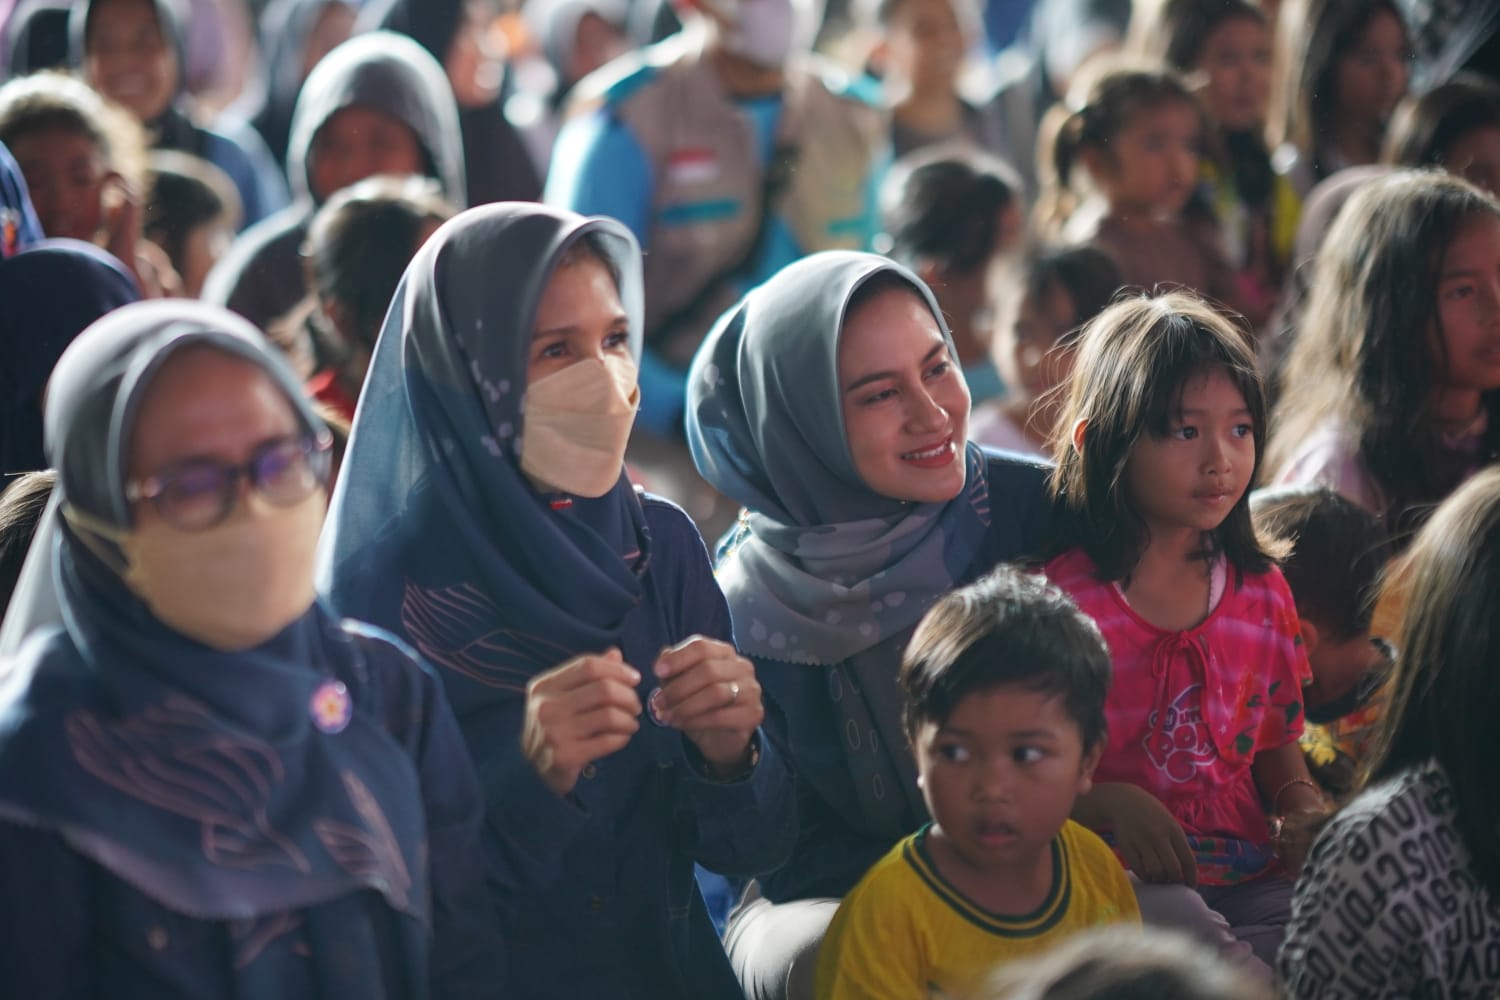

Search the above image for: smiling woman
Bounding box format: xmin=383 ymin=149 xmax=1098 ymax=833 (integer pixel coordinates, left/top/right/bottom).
xmin=686 ymin=250 xmax=1054 ymax=1000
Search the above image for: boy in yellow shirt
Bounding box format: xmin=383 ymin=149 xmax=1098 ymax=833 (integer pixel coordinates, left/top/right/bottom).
xmin=815 ymin=568 xmax=1140 ymax=999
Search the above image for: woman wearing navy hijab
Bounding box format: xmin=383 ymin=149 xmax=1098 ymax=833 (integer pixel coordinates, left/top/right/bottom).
xmin=320 ymin=202 xmax=794 ymax=997
xmin=0 ymin=239 xmax=139 ymax=478
xmin=0 ymin=300 xmax=503 ymax=997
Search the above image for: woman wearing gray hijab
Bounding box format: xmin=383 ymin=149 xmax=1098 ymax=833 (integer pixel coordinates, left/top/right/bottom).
xmin=0 ymin=300 xmax=502 ymax=997
xmin=686 ymin=250 xmax=1054 ymax=1000
xmin=319 ymin=202 xmax=795 ymax=997
xmin=203 ymin=30 xmax=466 ymax=333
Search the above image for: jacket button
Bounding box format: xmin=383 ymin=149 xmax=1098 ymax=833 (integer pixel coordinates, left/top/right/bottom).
xmin=582 ymin=764 xmax=598 ymax=780
xmin=588 ymin=895 xmax=606 ymax=912
xmin=147 ymin=926 xmax=169 ymax=951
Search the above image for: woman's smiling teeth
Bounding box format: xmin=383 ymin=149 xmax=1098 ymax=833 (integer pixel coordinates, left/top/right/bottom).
xmin=901 ymin=439 xmax=953 ymax=462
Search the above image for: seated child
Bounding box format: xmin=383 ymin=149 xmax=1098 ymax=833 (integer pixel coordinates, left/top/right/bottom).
xmin=1251 ymin=485 xmax=1395 ymax=797
xmin=815 ymin=566 xmax=1140 ymax=1000
xmin=970 ymin=244 xmax=1121 ymax=458
xmin=143 ymin=149 xmax=241 ymax=298
xmin=0 ymin=71 xmax=176 ymax=295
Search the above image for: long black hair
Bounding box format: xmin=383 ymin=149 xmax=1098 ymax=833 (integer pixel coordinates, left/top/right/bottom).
xmin=1364 ymin=467 xmax=1500 ymax=897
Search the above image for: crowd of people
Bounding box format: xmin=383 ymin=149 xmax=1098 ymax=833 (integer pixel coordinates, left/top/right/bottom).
xmin=0 ymin=0 xmax=1497 ymax=997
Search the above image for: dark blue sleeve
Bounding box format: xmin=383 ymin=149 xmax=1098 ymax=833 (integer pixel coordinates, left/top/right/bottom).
xmin=973 ymin=450 xmax=1055 ymax=569
xmin=0 ymin=822 xmax=93 ymax=998
xmin=649 ymin=501 xmax=799 ymax=878
xmin=348 ymin=627 xmax=508 ymax=998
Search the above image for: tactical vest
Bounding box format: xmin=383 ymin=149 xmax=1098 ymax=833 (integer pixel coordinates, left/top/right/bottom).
xmin=579 ymin=33 xmax=886 ymax=366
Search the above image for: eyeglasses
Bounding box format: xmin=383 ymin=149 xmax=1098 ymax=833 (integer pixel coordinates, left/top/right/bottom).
xmin=125 ymin=433 xmax=333 ymax=531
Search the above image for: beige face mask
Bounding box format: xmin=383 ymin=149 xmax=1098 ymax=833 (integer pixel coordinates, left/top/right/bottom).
xmin=520 ymin=355 xmax=640 ymax=498
xmin=66 ymin=491 xmax=327 ymax=652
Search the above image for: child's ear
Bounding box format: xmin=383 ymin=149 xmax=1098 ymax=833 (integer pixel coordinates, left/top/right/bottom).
xmin=1076 ymin=740 xmax=1104 ymax=795
xmin=1299 ymin=619 xmax=1321 ymax=657
xmin=1070 ymin=418 xmax=1088 ymax=456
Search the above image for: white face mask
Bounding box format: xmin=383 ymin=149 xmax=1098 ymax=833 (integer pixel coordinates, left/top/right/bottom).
xmin=706 ymin=0 xmax=796 ymax=68
xmin=520 ymin=356 xmax=640 ymax=498
xmin=67 ymin=492 xmax=326 ymax=652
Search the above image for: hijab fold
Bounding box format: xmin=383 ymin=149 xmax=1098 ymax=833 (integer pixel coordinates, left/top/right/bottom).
xmin=319 ymin=204 xmax=647 ymax=716
xmin=0 ymin=301 xmax=428 ymax=928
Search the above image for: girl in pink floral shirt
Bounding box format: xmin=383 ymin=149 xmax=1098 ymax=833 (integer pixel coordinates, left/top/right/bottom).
xmin=1043 ymin=292 xmax=1323 ymax=975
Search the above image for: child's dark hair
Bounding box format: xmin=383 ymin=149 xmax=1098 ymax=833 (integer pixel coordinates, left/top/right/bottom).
xmin=980 ymin=925 xmax=1275 ymax=1000
xmin=143 ymin=150 xmax=240 ymax=272
xmin=1267 ymin=171 xmax=1500 ymax=541
xmin=901 ymin=566 xmax=1111 ymax=752
xmin=304 ymin=174 xmax=454 ymax=350
xmin=0 ymin=71 xmax=145 ymax=190
xmin=1382 ymin=73 xmax=1500 ymax=181
xmin=1270 ymin=0 xmax=1409 ymax=182
xmin=1129 ymin=0 xmax=1267 ymax=78
xmin=1049 ymin=291 xmax=1273 ymax=582
xmin=880 ymin=146 xmax=1022 ymax=277
xmin=1365 ymin=466 xmax=1500 ymax=897
xmin=1036 ymin=65 xmax=1203 ymax=238
xmin=1001 ymin=243 xmax=1124 ymax=347
xmin=1250 ymin=485 xmax=1391 ymax=640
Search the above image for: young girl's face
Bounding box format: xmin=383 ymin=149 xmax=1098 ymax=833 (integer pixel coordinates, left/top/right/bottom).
xmin=1123 ymin=368 xmax=1255 ymax=538
xmin=1193 ymin=14 xmax=1271 ymax=133
xmin=9 ymin=127 xmax=108 ymax=242
xmin=85 ymin=0 xmax=178 ymax=124
xmin=1432 ymin=213 xmax=1500 ymax=396
xmin=1331 ymin=9 xmax=1408 ymax=134
xmin=991 ymin=277 xmax=1077 ymax=407
xmin=1092 ymin=100 xmax=1201 ymax=218
xmin=839 ymin=285 xmax=970 ymax=503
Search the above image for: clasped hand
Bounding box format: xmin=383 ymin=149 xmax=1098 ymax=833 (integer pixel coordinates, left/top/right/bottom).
xmin=521 ymin=636 xmax=762 ymax=796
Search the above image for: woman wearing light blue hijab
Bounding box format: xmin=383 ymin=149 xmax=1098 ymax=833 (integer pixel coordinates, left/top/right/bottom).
xmin=687 ymin=250 xmax=1055 ymax=1000
xmin=0 ymin=299 xmax=502 ymax=997
xmin=318 ymin=202 xmax=795 ymax=998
